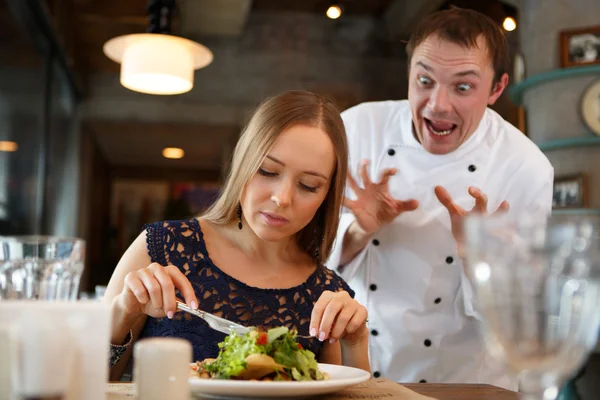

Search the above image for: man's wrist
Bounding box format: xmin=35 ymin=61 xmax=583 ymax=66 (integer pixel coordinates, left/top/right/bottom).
xmin=348 ymin=221 xmax=374 ymax=244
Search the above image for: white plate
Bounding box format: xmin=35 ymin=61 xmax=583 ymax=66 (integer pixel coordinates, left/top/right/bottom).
xmin=188 ymin=363 xmax=371 ymax=399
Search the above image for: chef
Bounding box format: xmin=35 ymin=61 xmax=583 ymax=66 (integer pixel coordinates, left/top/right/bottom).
xmin=327 ymin=8 xmax=553 ymax=391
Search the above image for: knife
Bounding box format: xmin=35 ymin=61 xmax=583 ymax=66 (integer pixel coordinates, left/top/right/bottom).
xmin=176 ymin=300 xmax=250 ymax=336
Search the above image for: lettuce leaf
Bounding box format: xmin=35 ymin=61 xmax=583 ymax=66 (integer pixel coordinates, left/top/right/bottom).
xmin=204 ymin=327 xmax=325 ymax=381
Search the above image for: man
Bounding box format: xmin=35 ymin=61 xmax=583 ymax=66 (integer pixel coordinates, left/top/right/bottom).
xmin=327 ymin=8 xmax=553 ymax=390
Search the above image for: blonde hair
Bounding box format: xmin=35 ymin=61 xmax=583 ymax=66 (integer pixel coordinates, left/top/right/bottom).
xmin=202 ymin=90 xmax=348 ymax=263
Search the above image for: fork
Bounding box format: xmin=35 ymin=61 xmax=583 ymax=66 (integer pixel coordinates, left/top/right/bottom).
xmin=176 ymin=301 xmax=249 ymax=336
xmin=176 ymin=301 xmax=313 ymax=338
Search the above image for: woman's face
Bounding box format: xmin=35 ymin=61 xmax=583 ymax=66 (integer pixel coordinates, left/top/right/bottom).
xmin=240 ymin=124 xmax=335 ymax=242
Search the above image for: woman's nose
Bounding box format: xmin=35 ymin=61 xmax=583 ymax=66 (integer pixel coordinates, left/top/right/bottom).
xmin=272 ymin=181 xmax=292 ymax=207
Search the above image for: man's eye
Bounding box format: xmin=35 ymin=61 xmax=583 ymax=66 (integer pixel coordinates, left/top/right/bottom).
xmin=457 ymin=83 xmax=473 ymax=92
xmin=418 ymin=76 xmax=432 ymax=85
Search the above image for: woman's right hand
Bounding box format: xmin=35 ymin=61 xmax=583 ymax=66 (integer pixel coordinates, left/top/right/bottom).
xmin=344 ymin=160 xmax=419 ymax=235
xmin=116 ymin=263 xmax=198 ymax=320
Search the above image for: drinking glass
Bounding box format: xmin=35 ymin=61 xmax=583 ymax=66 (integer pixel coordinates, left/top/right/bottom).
xmin=464 ymin=212 xmax=600 ymax=400
xmin=0 ymin=236 xmax=85 ymax=300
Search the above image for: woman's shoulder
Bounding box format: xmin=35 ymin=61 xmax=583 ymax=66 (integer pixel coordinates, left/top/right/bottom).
xmin=314 ymin=264 xmax=355 ymax=298
xmin=145 ymin=218 xmax=201 ymax=234
xmin=144 ymin=218 xmax=205 ymax=266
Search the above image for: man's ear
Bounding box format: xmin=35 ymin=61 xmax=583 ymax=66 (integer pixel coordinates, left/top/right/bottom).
xmin=488 ymin=73 xmax=509 ymax=105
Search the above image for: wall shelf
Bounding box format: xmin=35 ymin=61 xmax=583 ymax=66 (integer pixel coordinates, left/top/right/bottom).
xmin=537 ymin=136 xmax=600 ymax=151
xmin=508 ymin=65 xmax=600 ymax=105
xmin=552 ymin=208 xmax=600 ymax=216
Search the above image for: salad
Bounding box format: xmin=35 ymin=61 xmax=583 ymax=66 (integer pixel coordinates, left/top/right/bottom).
xmin=192 ymin=326 xmax=327 ymax=381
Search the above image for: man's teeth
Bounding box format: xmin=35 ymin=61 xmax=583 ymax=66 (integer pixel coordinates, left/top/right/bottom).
xmin=428 ymin=122 xmax=453 ymax=136
xmin=432 ymin=127 xmax=452 ymax=136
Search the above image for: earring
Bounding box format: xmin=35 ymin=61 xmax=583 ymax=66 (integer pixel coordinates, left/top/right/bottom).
xmin=237 ymin=204 xmax=243 ymax=230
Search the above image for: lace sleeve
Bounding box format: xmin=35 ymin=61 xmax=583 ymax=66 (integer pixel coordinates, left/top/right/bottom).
xmin=332 ymin=270 xmax=355 ymax=298
xmin=317 ymin=265 xmax=356 ymax=298
xmin=144 ymin=221 xmax=169 ymax=266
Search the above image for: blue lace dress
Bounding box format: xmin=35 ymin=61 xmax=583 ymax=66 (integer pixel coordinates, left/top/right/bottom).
xmin=138 ymin=218 xmax=355 ymax=362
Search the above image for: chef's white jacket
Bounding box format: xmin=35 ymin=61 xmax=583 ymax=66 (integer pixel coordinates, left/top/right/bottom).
xmin=327 ymin=100 xmax=554 ymax=390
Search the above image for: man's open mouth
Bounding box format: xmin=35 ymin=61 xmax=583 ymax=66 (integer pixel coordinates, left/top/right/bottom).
xmin=425 ymin=118 xmax=457 ymax=136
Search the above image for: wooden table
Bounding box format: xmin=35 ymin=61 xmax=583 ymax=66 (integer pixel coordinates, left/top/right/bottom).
xmin=108 ymin=381 xmax=520 ymax=399
xmin=405 ymin=383 xmax=519 ymax=400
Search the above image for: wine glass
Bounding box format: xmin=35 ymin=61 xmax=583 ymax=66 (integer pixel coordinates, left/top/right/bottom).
xmin=463 ymin=211 xmax=600 ymax=400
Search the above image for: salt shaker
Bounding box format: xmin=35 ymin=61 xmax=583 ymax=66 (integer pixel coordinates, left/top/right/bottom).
xmin=0 ymin=323 xmax=18 ymax=400
xmin=133 ymin=338 xmax=192 ymax=400
xmin=16 ymin=315 xmax=73 ymax=400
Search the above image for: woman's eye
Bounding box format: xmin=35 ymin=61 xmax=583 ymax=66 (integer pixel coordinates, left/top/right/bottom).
xmin=258 ymin=168 xmax=277 ymax=177
xmin=457 ymin=83 xmax=473 ymax=92
xmin=300 ymin=183 xmax=318 ymax=193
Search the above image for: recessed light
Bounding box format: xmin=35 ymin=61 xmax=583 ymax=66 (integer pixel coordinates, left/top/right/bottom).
xmin=503 ymin=17 xmax=516 ymax=32
xmin=162 ymin=147 xmax=184 ymax=159
xmin=0 ymin=141 xmax=18 ymax=152
xmin=326 ymin=5 xmax=342 ymax=20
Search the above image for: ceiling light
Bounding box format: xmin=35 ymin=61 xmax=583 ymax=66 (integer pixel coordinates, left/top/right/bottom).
xmin=326 ymin=5 xmax=342 ymax=20
xmin=104 ymin=34 xmax=212 ymax=95
xmin=103 ymin=1 xmax=213 ymax=95
xmin=503 ymin=17 xmax=517 ymax=32
xmin=0 ymin=141 xmax=18 ymax=152
xmin=162 ymin=147 xmax=184 ymax=159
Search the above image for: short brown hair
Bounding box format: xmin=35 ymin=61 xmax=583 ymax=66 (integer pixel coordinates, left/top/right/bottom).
xmin=406 ymin=8 xmax=509 ymax=84
xmin=202 ymin=90 xmax=348 ymax=264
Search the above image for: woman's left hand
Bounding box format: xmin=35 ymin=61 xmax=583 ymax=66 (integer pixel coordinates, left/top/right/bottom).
xmin=309 ymin=290 xmax=368 ymax=346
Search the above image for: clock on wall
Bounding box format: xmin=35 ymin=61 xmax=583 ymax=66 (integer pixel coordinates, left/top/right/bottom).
xmin=582 ymin=79 xmax=600 ymax=136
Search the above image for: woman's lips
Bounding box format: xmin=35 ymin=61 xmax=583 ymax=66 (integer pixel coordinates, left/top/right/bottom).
xmin=260 ymin=212 xmax=289 ymax=227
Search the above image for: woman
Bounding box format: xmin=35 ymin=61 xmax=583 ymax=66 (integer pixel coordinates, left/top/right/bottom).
xmin=104 ymin=90 xmax=370 ymax=379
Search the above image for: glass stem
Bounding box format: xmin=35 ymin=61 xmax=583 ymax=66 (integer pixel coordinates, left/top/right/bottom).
xmin=520 ymin=390 xmax=548 ymax=400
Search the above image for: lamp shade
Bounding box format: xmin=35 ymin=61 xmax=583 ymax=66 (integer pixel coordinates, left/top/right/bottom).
xmin=103 ymin=33 xmax=213 ymax=95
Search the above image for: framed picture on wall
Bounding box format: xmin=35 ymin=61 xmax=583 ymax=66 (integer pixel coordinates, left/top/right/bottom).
xmin=559 ymin=25 xmax=600 ymax=68
xmin=552 ymin=173 xmax=589 ymax=209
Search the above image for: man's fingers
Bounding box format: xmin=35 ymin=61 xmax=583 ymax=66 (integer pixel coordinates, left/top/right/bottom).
xmin=359 ymin=160 xmax=372 ymax=188
xmin=377 ymin=168 xmax=397 ymax=187
xmin=346 ymin=173 xmax=361 ymax=194
xmin=382 ymin=194 xmax=397 ymax=210
xmin=434 ymin=186 xmax=466 ymax=216
xmin=469 ymin=187 xmax=488 ymax=213
xmin=434 ymin=186 xmax=453 ymax=208
xmin=395 ymin=199 xmax=419 ymax=212
xmin=494 ymin=201 xmax=510 ymax=215
xmin=343 ymin=197 xmax=358 ymax=210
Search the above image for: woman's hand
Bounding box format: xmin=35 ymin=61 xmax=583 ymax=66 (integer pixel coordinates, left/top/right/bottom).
xmin=309 ymin=291 xmax=368 ymax=346
xmin=116 ymin=263 xmax=198 ymax=320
